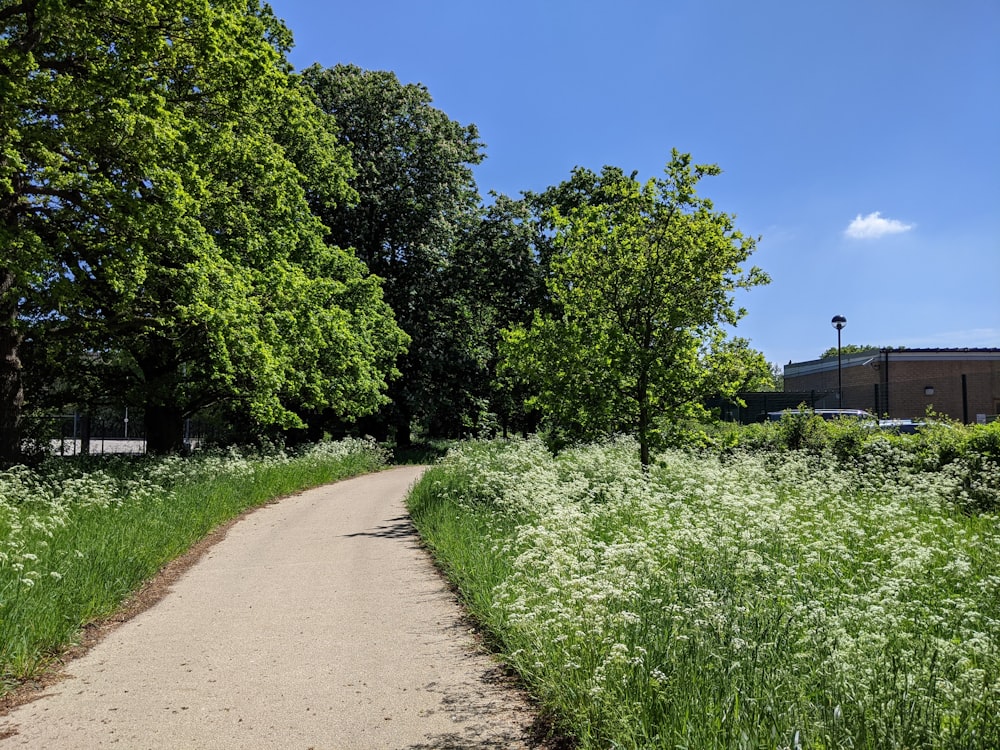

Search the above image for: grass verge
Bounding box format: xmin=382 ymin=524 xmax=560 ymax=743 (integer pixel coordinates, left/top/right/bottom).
xmin=407 ymin=437 xmax=1000 ymax=749
xmin=0 ymin=438 xmax=387 ymax=694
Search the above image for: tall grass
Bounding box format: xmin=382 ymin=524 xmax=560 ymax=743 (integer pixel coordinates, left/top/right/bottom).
xmin=408 ymin=437 xmax=1000 ymax=749
xmin=0 ymin=438 xmax=387 ymax=690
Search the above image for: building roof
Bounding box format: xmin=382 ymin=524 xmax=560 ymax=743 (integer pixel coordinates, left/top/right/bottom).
xmin=784 ymin=348 xmax=1000 ymax=377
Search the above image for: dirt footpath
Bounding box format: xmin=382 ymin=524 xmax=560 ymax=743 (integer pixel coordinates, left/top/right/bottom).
xmin=0 ymin=466 xmax=557 ymax=749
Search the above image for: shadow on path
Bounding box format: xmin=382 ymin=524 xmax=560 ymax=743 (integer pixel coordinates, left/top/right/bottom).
xmin=341 ymin=514 xmax=417 ymax=540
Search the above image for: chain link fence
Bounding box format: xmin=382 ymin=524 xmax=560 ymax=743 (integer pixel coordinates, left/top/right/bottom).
xmin=37 ymin=411 xmax=212 ymax=456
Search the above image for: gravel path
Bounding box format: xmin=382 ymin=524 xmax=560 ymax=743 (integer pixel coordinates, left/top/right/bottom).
xmin=0 ymin=466 xmax=557 ymax=749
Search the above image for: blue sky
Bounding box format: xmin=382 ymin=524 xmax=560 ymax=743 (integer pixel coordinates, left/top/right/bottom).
xmin=269 ymin=0 xmax=1000 ymax=367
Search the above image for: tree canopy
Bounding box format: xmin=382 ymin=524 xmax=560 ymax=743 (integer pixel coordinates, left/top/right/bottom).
xmin=301 ymin=63 xmax=488 ymax=443
xmin=1 ymin=0 xmax=406 ymax=459
xmin=818 ymin=344 xmax=887 ymax=359
xmin=2 ymin=5 xmax=777 ymax=461
xmin=501 ymin=152 xmax=770 ymax=465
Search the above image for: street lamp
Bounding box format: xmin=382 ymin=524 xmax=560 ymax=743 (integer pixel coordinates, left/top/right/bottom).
xmin=831 ymin=315 xmax=847 ymax=404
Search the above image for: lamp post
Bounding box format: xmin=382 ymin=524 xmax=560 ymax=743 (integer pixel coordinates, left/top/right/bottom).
xmin=831 ymin=315 xmax=847 ymax=404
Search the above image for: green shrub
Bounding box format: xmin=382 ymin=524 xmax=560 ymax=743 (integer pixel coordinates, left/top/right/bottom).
xmin=724 ymin=420 xmax=782 ymax=453
xmin=825 ymin=417 xmax=871 ymax=461
xmin=965 ymin=421 xmax=1000 ymax=463
xmin=694 ymin=413 xmax=1000 ymax=512
xmin=773 ymin=408 xmax=830 ymax=451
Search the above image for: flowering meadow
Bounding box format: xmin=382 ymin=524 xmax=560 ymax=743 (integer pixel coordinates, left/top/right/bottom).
xmin=0 ymin=438 xmax=387 ymax=692
xmin=407 ymin=437 xmax=1000 ymax=749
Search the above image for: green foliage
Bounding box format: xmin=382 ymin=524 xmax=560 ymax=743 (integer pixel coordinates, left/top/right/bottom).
xmin=966 ymin=421 xmax=1000 ymax=463
xmin=656 ymin=415 xmax=739 ymax=452
xmin=301 ymin=64 xmax=487 ymax=443
xmin=432 ymin=195 xmax=546 ymax=438
xmin=409 ymin=438 xmax=1000 ymax=749
xmin=388 ymin=439 xmax=454 ymax=466
xmin=501 ymin=152 xmax=770 ymax=464
xmin=1 ymin=1 xmax=406 ymax=458
xmin=910 ymin=420 xmax=1000 ymax=512
xmin=772 ymin=409 xmax=834 ymax=452
xmin=818 ymin=344 xmax=883 ymax=359
xmin=406 ymin=462 xmax=519 ymax=622
xmin=717 ymin=414 xmax=1000 ymax=512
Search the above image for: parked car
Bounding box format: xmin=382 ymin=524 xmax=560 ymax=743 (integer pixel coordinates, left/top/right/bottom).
xmin=876 ymin=418 xmax=927 ymax=434
xmin=767 ymin=409 xmax=941 ymax=434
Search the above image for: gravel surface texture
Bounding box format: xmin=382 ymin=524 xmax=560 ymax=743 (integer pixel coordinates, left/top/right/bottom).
xmin=0 ymin=466 xmax=561 ymax=749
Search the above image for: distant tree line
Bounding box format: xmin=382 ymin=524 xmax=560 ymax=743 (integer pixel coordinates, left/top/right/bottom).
xmin=817 ymin=344 xmax=900 ymax=359
xmin=1 ymin=0 xmax=771 ymax=464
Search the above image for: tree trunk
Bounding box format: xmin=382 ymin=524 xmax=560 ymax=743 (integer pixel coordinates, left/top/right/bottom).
xmin=0 ymin=270 xmax=24 ymax=465
xmin=79 ymin=412 xmax=92 ymax=456
xmin=637 ymin=369 xmax=651 ymax=469
xmin=394 ymin=407 xmax=413 ymax=449
xmin=145 ymin=402 xmax=186 ymax=454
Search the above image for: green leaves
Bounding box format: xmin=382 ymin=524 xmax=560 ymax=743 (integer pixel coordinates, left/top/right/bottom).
xmin=1 ymin=0 xmax=406 ymax=456
xmin=501 ymin=152 xmax=770 ymax=464
xmin=301 ymin=63 xmax=488 ymax=442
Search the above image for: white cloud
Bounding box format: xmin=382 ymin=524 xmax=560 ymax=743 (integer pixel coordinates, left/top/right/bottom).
xmin=845 ymin=211 xmax=914 ymax=239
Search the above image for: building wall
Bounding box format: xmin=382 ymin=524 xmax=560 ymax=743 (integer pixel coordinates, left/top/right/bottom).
xmin=783 ymin=350 xmax=1000 ymax=422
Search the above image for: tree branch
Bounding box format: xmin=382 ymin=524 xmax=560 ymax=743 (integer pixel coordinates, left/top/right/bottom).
xmin=0 ymin=0 xmax=39 ymax=26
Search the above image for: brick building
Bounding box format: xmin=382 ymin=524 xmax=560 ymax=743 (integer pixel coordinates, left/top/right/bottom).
xmin=782 ymin=348 xmax=1000 ymax=423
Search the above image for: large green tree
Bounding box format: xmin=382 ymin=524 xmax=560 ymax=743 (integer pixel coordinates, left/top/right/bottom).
xmin=501 ymin=152 xmax=770 ymax=465
xmin=1 ymin=0 xmax=201 ymax=457
xmin=424 ymin=194 xmax=545 ymax=437
xmin=301 ymin=64 xmax=484 ymax=444
xmin=1 ymin=0 xmax=405 ymax=458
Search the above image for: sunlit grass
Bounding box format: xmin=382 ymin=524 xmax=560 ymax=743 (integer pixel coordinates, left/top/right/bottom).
xmin=408 ymin=437 xmax=1000 ymax=749
xmin=0 ymin=438 xmax=387 ymax=689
